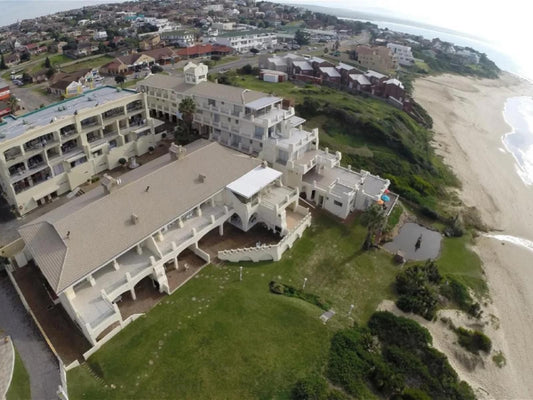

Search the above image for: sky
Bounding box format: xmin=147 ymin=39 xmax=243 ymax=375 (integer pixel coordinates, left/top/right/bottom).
xmin=287 ymin=0 xmax=532 ymax=80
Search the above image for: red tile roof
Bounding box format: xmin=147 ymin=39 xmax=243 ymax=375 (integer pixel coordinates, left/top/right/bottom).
xmin=175 ymin=44 xmax=233 ymax=57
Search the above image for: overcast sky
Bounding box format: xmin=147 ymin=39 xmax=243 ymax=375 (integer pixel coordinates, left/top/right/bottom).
xmin=287 ymin=0 xmax=531 ymax=79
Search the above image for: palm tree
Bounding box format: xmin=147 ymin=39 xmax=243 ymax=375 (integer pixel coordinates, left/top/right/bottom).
xmin=178 ymin=97 xmax=196 ymax=134
xmin=8 ymin=96 xmax=19 ymax=114
xmin=362 ymin=204 xmax=387 ymax=250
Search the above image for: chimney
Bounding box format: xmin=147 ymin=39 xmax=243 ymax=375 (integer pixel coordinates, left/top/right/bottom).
xmin=198 ymin=174 xmax=206 ymax=183
xmin=131 ymin=214 xmax=139 ymax=224
xmin=101 ymin=174 xmax=122 ymax=195
xmin=169 ymin=143 xmax=187 ymax=161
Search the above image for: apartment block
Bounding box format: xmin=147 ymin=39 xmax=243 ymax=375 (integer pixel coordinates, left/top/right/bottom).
xmin=213 ymin=30 xmax=277 ymax=53
xmin=139 ymin=63 xmax=392 ymax=220
xmin=0 ymin=87 xmax=166 ymax=215
xmin=387 ymin=43 xmax=415 ymax=66
xmin=355 ymin=45 xmax=398 ymax=74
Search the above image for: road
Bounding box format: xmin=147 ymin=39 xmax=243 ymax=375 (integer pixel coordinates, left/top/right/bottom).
xmin=0 ymin=272 xmax=60 ymax=400
xmin=10 ymin=82 xmax=56 ymax=114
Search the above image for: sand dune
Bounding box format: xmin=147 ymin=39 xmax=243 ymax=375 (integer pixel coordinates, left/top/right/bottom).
xmin=413 ymin=72 xmax=533 ymax=399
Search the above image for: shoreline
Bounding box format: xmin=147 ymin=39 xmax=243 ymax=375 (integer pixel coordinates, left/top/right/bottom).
xmin=413 ymin=71 xmax=533 ymax=399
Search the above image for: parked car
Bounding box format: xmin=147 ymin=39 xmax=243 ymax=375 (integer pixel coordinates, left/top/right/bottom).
xmin=12 ymin=79 xmax=24 ymax=86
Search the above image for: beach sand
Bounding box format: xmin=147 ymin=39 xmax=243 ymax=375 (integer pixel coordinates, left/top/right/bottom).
xmin=413 ymin=72 xmax=533 ymax=399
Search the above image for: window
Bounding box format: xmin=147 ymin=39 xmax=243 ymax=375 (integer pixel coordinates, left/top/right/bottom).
xmin=334 ymin=200 xmax=343 ymax=207
xmin=208 ymin=99 xmax=216 ymax=106
xmin=53 ymin=163 xmax=64 ymax=175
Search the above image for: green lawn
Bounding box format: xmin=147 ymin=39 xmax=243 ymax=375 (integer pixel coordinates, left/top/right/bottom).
xmin=6 ymin=348 xmax=31 ymax=400
xmin=437 ymin=233 xmax=487 ymax=297
xmin=62 ymin=56 xmax=114 ymax=73
xmin=68 ymin=213 xmax=399 ymax=399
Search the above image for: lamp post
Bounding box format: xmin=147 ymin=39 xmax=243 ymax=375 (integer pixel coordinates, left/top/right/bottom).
xmin=302 ymin=277 xmax=307 ymax=289
xmin=239 ymin=266 xmax=243 ymax=281
xmin=348 ymin=304 xmax=354 ymax=316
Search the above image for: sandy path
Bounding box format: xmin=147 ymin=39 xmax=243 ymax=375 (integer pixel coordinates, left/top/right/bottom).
xmin=413 ymin=73 xmax=533 ymax=399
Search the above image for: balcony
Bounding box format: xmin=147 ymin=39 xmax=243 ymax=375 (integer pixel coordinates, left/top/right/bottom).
xmin=157 ymin=205 xmax=229 ymax=256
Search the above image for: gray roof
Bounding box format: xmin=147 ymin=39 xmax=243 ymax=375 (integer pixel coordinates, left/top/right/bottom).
xmin=19 ymin=141 xmax=261 ymax=294
xmin=0 ymin=86 xmax=136 ymax=144
xmin=349 ymin=74 xmax=371 ymax=86
xmin=292 ymin=61 xmax=312 ymax=71
xmin=140 ymin=74 xmax=268 ymax=105
xmin=319 ymin=67 xmax=341 ymax=78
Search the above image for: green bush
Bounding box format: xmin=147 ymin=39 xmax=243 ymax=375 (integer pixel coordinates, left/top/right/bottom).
xmin=269 ymin=281 xmax=331 ymax=311
xmin=291 ymin=375 xmax=328 ymax=400
xmin=395 ymin=263 xmax=442 ymax=320
xmin=368 ymin=311 xmax=432 ymax=349
xmin=455 ymin=327 xmax=492 ymax=354
xmin=440 ymin=276 xmax=482 ymax=318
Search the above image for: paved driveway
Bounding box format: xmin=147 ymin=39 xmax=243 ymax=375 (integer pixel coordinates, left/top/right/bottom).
xmin=0 ymin=272 xmax=60 ymax=400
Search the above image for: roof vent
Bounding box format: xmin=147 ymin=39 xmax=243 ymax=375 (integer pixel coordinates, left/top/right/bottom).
xmin=131 ymin=214 xmax=139 ymax=224
xmin=198 ymin=173 xmax=206 ymax=183
xmin=101 ymin=173 xmax=122 ymax=194
xmin=169 ymin=143 xmax=187 ymax=161
xmin=261 ymin=160 xmax=268 ymax=168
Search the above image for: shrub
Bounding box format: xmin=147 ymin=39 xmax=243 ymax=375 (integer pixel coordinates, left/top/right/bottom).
xmin=118 ymin=158 xmax=127 ymax=166
xmin=148 ymin=146 xmax=155 ymax=152
xmin=291 ymin=375 xmax=328 ymax=400
xmin=269 ymin=281 xmax=330 ymax=311
xmin=368 ymin=311 xmax=432 ymax=349
xmin=455 ymin=327 xmax=492 ymax=354
xmin=440 ymin=276 xmax=482 ymax=318
xmin=211 ymin=55 xmax=221 ymax=61
xmin=395 ymin=263 xmax=442 ymax=320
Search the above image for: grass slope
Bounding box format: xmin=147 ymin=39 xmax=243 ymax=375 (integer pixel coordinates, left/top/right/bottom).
xmin=68 ymin=213 xmax=399 ymax=399
xmin=6 ymin=348 xmax=31 ymax=400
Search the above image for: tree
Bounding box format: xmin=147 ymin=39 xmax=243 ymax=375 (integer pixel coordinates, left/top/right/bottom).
xmin=294 ymin=29 xmax=310 ymax=46
xmin=20 ymin=52 xmax=30 ymax=62
xmin=8 ymin=96 xmax=19 ymax=113
xmin=0 ymin=54 xmax=6 ymax=70
xmin=362 ymin=204 xmax=386 ymax=250
xmin=45 ymin=68 xmax=55 ymax=79
xmin=114 ymin=75 xmax=126 ymax=86
xmin=178 ymin=97 xmax=196 ymax=137
xmin=44 ymin=56 xmax=51 ymax=69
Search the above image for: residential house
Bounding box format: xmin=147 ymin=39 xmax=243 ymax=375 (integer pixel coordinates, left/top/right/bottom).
xmin=348 ymin=74 xmax=371 ymax=92
xmin=318 ymin=67 xmax=341 ymax=83
xmin=139 ymin=34 xmax=161 ymax=51
xmin=175 ymin=44 xmax=233 ymax=59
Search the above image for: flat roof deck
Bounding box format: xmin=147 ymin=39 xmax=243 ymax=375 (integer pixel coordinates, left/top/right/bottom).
xmin=227 ymin=166 xmax=281 ymax=199
xmin=0 ymin=86 xmax=137 ymax=144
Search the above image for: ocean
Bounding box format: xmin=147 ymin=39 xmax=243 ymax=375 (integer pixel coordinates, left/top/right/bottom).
xmin=502 ymin=97 xmax=533 ymax=186
xmin=0 ymin=0 xmax=128 ymax=27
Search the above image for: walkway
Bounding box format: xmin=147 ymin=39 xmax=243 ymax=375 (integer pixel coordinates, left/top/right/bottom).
xmin=0 ymin=272 xmax=60 ymax=400
xmin=0 ymin=336 xmax=14 ymax=400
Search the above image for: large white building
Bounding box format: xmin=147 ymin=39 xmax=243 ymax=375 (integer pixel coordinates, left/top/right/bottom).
xmin=213 ymin=30 xmax=277 ymax=52
xmin=387 ymin=43 xmax=415 ymax=66
xmin=17 ymin=141 xmax=310 ymax=346
xmin=138 ymin=63 xmax=393 ymax=220
xmin=0 ymin=87 xmax=166 ymax=215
